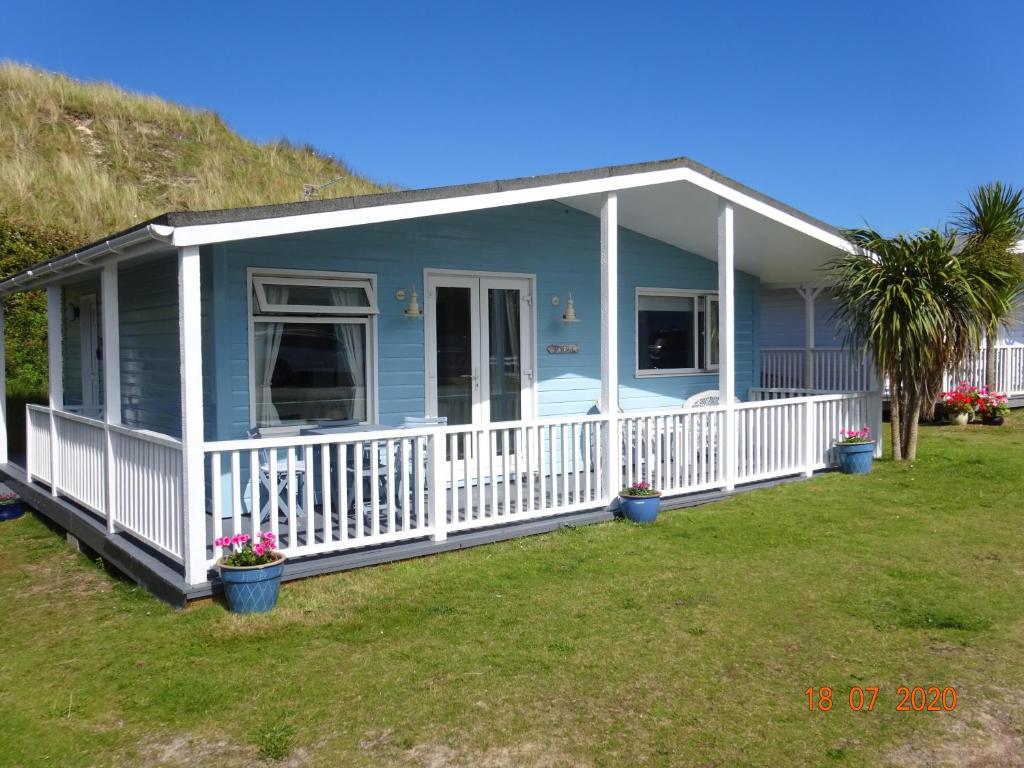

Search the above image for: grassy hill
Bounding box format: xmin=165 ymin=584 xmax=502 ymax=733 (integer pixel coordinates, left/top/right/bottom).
xmin=0 ymin=62 xmax=387 ymax=405
xmin=0 ymin=61 xmax=386 ymax=240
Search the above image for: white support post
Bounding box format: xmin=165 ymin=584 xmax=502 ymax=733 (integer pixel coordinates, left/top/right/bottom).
xmin=101 ymin=263 xmax=121 ymax=533
xmin=0 ymin=300 xmax=6 ymax=466
xmin=798 ymin=286 xmax=821 ymax=390
xmin=178 ymin=246 xmax=207 ymax=585
xmin=429 ymin=430 xmax=446 ymax=541
xmin=599 ymin=192 xmax=620 ymax=502
xmin=46 ymin=286 xmax=63 ymax=497
xmin=717 ymin=201 xmax=736 ymax=491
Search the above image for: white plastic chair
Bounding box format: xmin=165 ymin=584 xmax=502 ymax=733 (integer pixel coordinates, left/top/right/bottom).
xmin=684 ymin=389 xmax=741 ymax=408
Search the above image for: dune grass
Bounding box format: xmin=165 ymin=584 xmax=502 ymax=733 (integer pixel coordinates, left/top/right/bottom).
xmin=1 ymin=419 xmax=1022 ymax=767
xmin=0 ymin=61 xmax=387 ymax=241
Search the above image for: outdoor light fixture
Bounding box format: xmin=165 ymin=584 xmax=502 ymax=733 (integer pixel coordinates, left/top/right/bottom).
xmin=561 ymin=292 xmax=579 ymax=324
xmin=396 ymin=287 xmax=422 ymax=318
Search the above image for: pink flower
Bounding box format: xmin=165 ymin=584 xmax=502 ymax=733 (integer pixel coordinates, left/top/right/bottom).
xmin=253 ymin=543 xmax=266 ymax=557
xmin=214 ymin=536 xmax=230 ymax=548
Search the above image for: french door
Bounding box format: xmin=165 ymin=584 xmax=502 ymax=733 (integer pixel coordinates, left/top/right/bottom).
xmin=426 ymin=272 xmax=535 ymax=429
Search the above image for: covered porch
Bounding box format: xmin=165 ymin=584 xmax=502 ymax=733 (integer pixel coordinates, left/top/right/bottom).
xmin=0 ymin=159 xmax=883 ymax=601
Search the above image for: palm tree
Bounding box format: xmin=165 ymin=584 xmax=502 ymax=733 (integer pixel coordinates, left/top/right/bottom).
xmin=830 ymin=228 xmax=983 ymax=460
xmin=954 ymin=182 xmax=1024 ymax=392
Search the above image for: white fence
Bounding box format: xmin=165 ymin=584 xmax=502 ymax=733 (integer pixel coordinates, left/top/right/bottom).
xmin=26 ymin=406 xmax=186 ymax=562
xmin=761 ymin=347 xmax=874 ymax=391
xmin=25 ymin=393 xmax=880 ymax=581
xmin=203 ymin=414 xmax=610 ymax=567
xmin=204 ymin=392 xmax=880 ymax=569
xmin=764 ymin=345 xmax=1024 ymax=396
xmin=943 ymin=346 xmax=1024 ymax=396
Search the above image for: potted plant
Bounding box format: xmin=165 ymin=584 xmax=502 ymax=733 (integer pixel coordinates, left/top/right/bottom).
xmin=0 ymin=490 xmax=25 ymax=521
xmin=941 ymin=387 xmax=974 ymax=426
xmin=978 ymin=391 xmax=1010 ymax=426
xmin=216 ymin=532 xmax=285 ymax=613
xmin=834 ymin=427 xmax=875 ymax=474
xmin=619 ymin=481 xmax=661 ymax=523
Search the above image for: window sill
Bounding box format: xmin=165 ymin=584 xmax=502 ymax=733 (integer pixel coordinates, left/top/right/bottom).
xmin=634 ymin=369 xmax=719 ymax=379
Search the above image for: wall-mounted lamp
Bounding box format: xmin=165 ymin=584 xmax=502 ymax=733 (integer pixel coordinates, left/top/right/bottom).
xmin=396 ymin=287 xmax=422 ymax=318
xmin=561 ymin=292 xmax=579 ymax=324
xmin=64 ymin=302 xmax=80 ymax=323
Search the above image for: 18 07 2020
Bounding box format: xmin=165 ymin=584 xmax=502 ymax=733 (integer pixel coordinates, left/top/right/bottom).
xmin=805 ymin=686 xmax=958 ymax=712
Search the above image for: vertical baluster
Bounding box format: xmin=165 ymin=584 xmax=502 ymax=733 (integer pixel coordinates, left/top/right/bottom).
xmin=542 ymin=424 xmax=551 ymax=507
xmin=583 ymin=422 xmax=592 ymax=502
xmin=415 ymin=435 xmax=426 ymax=530
xmin=286 ymin=448 xmax=298 ymax=550
xmin=386 ymin=438 xmax=396 ymax=534
xmin=594 ymin=421 xmax=603 ymax=502
xmin=321 ymin=443 xmax=333 ymax=544
xmin=250 ymin=449 xmax=261 ymax=538
xmin=230 ymin=450 xmax=242 ymax=539
xmin=268 ymin=448 xmax=279 ymax=541
xmin=337 ymin=443 xmax=348 ymax=542
xmin=524 ymin=426 xmax=533 ymax=514
xmin=463 ymin=431 xmax=472 ymax=520
xmin=488 ymin=430 xmax=499 ymax=519
xmin=401 ymin=437 xmax=411 ymax=532
xmin=501 ymin=430 xmax=510 ymax=516
xmin=475 ymin=429 xmax=485 ymax=520
xmin=303 ymin=445 xmax=315 ymax=545
xmin=353 ymin=442 xmax=364 ymax=539
xmin=449 ymin=433 xmax=458 ymax=524
xmin=570 ymin=424 xmax=579 ymax=504
xmin=370 ymin=440 xmax=380 ymax=538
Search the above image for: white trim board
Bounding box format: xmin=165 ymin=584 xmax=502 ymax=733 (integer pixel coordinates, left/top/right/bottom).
xmin=169 ymin=167 xmax=855 ymax=255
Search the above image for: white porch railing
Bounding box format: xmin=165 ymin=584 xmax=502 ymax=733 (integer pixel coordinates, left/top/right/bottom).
xmin=204 ymin=392 xmax=880 ymax=568
xmin=25 ymin=405 xmax=186 ymax=562
xmin=25 ymin=393 xmax=881 ymax=581
xmin=761 ymin=347 xmax=874 ymax=391
xmin=763 ymin=345 xmax=1024 ymax=396
xmin=202 ymin=414 xmax=610 ymax=568
xmin=943 ymin=346 xmax=1024 ymax=396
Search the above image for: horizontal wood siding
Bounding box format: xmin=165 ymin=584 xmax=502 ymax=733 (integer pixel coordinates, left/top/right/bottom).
xmin=212 ymin=202 xmax=762 ymax=439
xmin=760 ymin=288 xmax=842 ymax=348
xmin=119 ymin=256 xmax=181 ymax=436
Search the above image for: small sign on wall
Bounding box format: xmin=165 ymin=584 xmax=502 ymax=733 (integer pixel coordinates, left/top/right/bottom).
xmin=547 ymin=343 xmax=580 ymax=355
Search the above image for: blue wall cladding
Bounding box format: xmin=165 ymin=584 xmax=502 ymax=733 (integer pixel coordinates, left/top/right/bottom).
xmin=211 ymin=201 xmax=761 ymax=440
xmin=118 ymin=256 xmax=182 ymax=436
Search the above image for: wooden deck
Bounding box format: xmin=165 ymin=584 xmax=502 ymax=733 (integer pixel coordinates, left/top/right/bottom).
xmin=0 ymin=455 xmax=810 ymax=607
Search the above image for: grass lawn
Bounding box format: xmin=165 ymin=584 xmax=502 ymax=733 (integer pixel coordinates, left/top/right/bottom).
xmin=1 ymin=419 xmax=1022 ymax=767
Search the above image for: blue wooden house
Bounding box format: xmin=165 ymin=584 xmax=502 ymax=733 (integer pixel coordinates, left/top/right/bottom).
xmin=0 ymin=158 xmax=881 ymax=604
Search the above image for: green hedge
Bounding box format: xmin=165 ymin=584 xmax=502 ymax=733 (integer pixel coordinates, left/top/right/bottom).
xmin=1 ymin=214 xmax=78 ymax=399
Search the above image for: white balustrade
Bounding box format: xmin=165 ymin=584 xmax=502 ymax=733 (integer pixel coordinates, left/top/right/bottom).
xmin=26 ymin=405 xmax=52 ymax=484
xmin=764 ymin=345 xmax=1024 ymax=397
xmin=27 ymin=393 xmax=883 ymax=581
xmin=23 ymin=406 xmax=186 ymax=562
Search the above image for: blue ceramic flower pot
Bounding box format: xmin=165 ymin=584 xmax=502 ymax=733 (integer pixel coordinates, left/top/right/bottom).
xmin=218 ymin=555 xmax=285 ymax=613
xmin=0 ymin=500 xmax=24 ymax=521
xmin=835 ymin=441 xmax=875 ymax=475
xmin=620 ymin=493 xmax=661 ymax=523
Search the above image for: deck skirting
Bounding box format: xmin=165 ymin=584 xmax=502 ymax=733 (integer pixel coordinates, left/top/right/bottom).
xmin=0 ymin=458 xmax=809 ymax=607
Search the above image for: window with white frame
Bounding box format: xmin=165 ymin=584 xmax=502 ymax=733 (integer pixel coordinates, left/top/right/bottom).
xmin=636 ymin=289 xmax=719 ymax=375
xmin=250 ymin=271 xmax=377 ymax=426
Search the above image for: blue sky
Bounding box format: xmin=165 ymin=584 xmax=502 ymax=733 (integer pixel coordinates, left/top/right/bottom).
xmin=3 ymin=0 xmax=1021 ymax=233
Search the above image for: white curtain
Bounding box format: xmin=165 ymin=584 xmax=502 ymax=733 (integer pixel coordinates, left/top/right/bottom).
xmin=256 ymin=285 xmax=288 ymax=425
xmin=332 ymin=288 xmax=367 ymax=420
